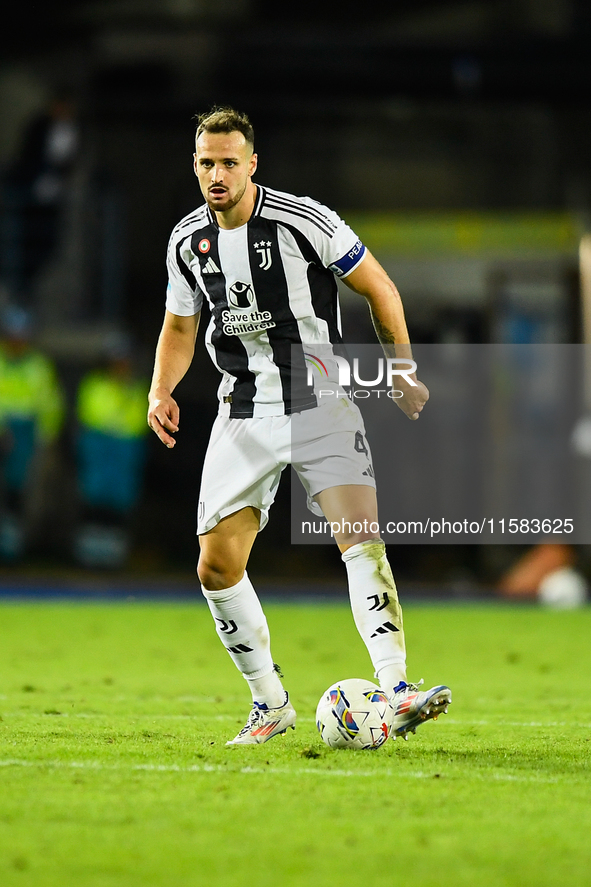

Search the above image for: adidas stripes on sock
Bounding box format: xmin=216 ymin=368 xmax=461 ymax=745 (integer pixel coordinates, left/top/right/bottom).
xmin=201 ymin=571 xmax=285 ymax=708
xmin=342 ymin=539 xmax=407 ymax=692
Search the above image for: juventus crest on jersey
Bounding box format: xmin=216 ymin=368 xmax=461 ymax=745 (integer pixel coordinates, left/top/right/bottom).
xmin=166 ymin=185 xmax=366 ymax=418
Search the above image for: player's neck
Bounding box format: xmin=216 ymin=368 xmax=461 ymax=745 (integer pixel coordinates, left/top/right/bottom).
xmin=215 ymin=181 xmax=257 ymax=230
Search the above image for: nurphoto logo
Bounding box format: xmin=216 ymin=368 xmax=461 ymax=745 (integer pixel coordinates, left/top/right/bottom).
xmin=304 ymin=352 xmax=417 ymax=399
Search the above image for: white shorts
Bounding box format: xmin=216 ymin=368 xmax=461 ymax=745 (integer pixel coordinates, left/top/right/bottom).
xmin=197 ymin=397 xmax=376 ymax=535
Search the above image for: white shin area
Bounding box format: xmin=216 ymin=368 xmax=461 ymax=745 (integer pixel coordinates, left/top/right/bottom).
xmin=200 ymin=571 xmax=285 ymax=708
xmin=341 ymin=539 xmax=407 ymax=694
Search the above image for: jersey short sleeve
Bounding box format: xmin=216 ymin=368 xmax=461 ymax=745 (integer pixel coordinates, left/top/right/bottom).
xmin=165 ymin=233 xmax=204 ymax=317
xmin=295 ymin=196 xmax=367 ymax=279
xmin=324 ymin=219 xmax=366 ymax=279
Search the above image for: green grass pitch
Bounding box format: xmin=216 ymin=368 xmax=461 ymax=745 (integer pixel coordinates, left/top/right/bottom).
xmin=1 ymin=599 xmax=590 ymax=887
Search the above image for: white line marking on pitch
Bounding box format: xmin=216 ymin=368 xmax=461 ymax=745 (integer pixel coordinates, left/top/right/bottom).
xmin=0 ymin=758 xmax=571 ymax=785
xmin=445 ymin=719 xmax=591 ymax=728
xmin=4 ymin=713 xmax=589 ymax=729
xmin=0 ymin=712 xmax=242 ymax=722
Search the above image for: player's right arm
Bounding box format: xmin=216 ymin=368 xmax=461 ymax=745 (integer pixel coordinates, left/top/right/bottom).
xmin=343 ymin=250 xmax=428 ymax=421
xmin=148 ymin=310 xmax=200 ymax=448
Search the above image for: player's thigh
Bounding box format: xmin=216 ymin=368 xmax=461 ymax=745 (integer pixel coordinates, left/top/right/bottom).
xmin=314 ymin=484 xmax=380 ymax=550
xmin=197 ymin=415 xmax=287 ymax=536
xmin=198 ymin=506 xmax=261 ymax=589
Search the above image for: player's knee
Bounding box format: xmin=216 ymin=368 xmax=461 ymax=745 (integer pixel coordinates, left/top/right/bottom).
xmin=335 ymin=513 xmax=379 ymax=548
xmin=197 ymin=555 xmax=243 ymax=591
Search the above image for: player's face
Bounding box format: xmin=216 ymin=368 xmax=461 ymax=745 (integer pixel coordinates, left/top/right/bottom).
xmin=194 ymin=131 xmax=257 ymax=214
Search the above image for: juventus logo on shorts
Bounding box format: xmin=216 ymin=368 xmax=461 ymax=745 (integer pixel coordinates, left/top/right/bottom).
xmin=254 ymin=241 xmax=272 ymax=271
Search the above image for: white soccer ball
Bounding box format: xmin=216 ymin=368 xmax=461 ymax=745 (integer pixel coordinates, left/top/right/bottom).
xmin=316 ymin=678 xmax=394 ymax=750
xmin=538 ymin=567 xmax=588 ymax=609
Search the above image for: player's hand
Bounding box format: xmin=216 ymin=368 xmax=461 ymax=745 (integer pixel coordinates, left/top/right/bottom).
xmin=394 ymin=378 xmax=429 ymax=421
xmin=147 ymin=391 xmax=180 ymax=448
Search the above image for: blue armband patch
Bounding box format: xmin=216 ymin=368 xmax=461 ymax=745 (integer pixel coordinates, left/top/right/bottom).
xmin=328 ymin=240 xmax=366 ymax=277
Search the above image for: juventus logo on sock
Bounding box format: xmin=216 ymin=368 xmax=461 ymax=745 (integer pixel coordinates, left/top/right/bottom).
xmin=215 ymin=617 xmax=238 ymax=634
xmin=370 ymin=621 xmax=400 ymax=638
xmin=367 ymin=592 xmax=390 ymax=611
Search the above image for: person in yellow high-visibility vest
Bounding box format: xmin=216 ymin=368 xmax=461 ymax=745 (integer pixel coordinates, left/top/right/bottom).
xmin=75 ymin=334 xmax=149 ymax=567
xmin=0 ymin=305 xmax=64 ymax=559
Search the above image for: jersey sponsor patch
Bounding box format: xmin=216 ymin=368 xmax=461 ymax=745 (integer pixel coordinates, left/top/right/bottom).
xmin=221 ymin=309 xmax=276 ymax=336
xmin=228 ymin=281 xmax=255 ymax=308
xmin=329 ymin=239 xmax=366 ymax=277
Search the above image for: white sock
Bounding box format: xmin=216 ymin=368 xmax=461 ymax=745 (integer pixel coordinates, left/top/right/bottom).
xmin=342 ymin=539 xmax=407 ymax=694
xmin=201 ymin=572 xmax=285 ymax=708
xmin=247 ymin=670 xmax=286 ymax=709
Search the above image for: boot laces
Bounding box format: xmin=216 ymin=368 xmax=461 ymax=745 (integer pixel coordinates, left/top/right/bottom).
xmin=394 ymin=678 xmax=425 ymax=696
xmin=236 ymin=706 xmax=265 ymax=737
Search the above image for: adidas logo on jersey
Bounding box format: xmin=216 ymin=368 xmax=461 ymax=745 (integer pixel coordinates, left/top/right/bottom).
xmin=202 ymin=257 xmax=221 ymax=274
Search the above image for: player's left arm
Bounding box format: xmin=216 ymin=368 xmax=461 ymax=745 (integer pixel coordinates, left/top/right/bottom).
xmin=343 ymin=249 xmax=429 ymax=420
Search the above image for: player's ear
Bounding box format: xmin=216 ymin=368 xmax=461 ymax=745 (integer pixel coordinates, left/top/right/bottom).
xmin=193 ymin=153 xmax=198 ymax=176
xmin=249 ymin=152 xmax=258 ymax=177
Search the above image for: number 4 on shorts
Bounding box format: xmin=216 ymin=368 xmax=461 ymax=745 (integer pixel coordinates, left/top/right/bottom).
xmin=354 ymin=431 xmax=368 ymax=455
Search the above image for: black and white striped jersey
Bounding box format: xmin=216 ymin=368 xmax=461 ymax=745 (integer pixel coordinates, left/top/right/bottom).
xmin=165 ymin=185 xmax=366 ymax=418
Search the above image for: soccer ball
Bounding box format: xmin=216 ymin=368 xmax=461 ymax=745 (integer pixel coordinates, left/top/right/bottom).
xmin=538 ymin=567 xmax=587 ymax=609
xmin=316 ymin=678 xmax=394 ymax=750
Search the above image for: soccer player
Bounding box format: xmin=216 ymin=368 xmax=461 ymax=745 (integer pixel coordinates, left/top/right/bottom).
xmin=148 ymin=107 xmax=451 ymax=744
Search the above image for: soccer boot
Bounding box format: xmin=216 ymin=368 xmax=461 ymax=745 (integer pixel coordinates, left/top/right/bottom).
xmin=226 ymin=693 xmax=296 ymax=746
xmin=390 ymin=679 xmax=451 ymax=740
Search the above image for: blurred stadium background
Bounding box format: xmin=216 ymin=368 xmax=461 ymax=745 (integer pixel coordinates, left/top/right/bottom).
xmin=1 ymin=0 xmax=591 ymax=599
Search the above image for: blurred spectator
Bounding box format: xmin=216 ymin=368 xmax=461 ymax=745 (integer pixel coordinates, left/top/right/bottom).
xmin=74 ymin=333 xmax=149 ymax=568
xmin=1 ymin=95 xmax=79 ymax=303
xmin=0 ymin=305 xmax=64 ymax=559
